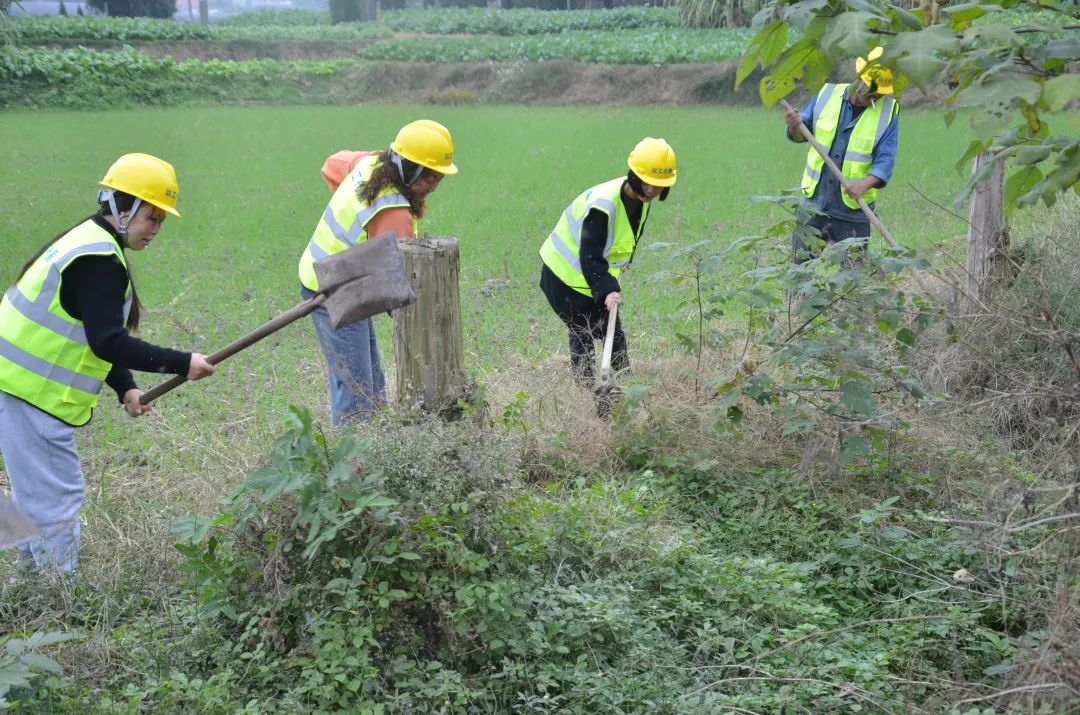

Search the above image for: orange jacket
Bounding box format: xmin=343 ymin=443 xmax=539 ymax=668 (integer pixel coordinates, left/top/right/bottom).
xmin=321 ymin=150 xmax=415 ymax=239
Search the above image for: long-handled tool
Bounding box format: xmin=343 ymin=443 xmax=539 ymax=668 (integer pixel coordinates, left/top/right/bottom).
xmin=594 ymin=303 xmax=623 ymax=418
xmin=0 ymin=493 xmax=38 ymax=550
xmin=139 ymin=233 xmax=415 ymax=405
xmin=781 ymin=98 xmax=930 ymax=292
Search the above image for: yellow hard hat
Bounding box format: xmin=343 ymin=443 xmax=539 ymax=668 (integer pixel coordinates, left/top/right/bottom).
xmin=391 ymin=119 xmax=458 ymax=176
xmin=627 ymin=137 xmax=677 ymax=188
xmin=856 ymin=46 xmax=894 ymax=96
xmin=99 ymin=153 xmax=181 ymax=218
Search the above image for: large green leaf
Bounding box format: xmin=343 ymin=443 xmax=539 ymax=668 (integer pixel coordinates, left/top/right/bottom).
xmin=956 ymin=77 xmax=1042 ymax=112
xmin=888 ymin=4 xmax=924 ymax=31
xmin=888 ymin=25 xmax=958 ymax=88
xmin=941 ymin=2 xmax=988 ymax=31
xmin=1042 ymin=73 xmax=1080 ymax=112
xmin=760 ymin=72 xmax=797 ymax=107
xmin=821 ymin=12 xmax=876 ymax=57
xmin=737 ymin=20 xmax=787 ymax=88
xmin=1004 ymin=165 xmax=1043 ymax=217
xmin=840 ymin=380 xmax=874 ymax=416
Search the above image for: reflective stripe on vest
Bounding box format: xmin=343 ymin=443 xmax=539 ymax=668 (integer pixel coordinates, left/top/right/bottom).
xmin=298 ymin=154 xmax=415 ymax=291
xmin=801 ymin=83 xmax=898 ymax=210
xmin=538 ymin=178 xmax=649 ymax=297
xmin=0 ymin=220 xmax=131 ymax=426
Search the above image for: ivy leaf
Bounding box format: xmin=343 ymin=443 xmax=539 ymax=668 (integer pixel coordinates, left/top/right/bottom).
xmin=888 ymin=25 xmax=959 ymax=89
xmin=1042 ymin=74 xmax=1080 ymax=112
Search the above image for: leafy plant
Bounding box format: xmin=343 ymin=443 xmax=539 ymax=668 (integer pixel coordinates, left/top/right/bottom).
xmin=357 ymin=27 xmax=754 ymax=64
xmin=380 ymin=6 xmax=680 ymax=35
xmin=0 ymin=631 xmax=81 ymax=707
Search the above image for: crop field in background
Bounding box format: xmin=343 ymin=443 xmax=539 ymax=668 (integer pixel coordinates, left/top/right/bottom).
xmin=0 ymin=102 xmax=1018 ymax=562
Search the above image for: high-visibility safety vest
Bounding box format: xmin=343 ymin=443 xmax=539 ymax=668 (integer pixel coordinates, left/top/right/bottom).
xmin=539 ymin=178 xmax=650 ymax=297
xmin=802 ymin=83 xmax=899 ymax=210
xmin=0 ymin=220 xmax=133 ymax=426
xmin=298 ymin=154 xmax=416 ymax=292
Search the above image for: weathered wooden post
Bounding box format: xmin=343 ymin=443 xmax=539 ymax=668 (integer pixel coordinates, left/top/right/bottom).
xmin=392 ymin=237 xmax=468 ymax=416
xmin=966 ymin=152 xmax=1009 ymax=303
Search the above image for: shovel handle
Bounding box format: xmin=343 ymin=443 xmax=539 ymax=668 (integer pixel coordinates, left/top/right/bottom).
xmin=780 ymin=99 xmax=929 ymax=292
xmin=598 ymin=302 xmax=619 ymax=386
xmin=139 ymin=292 xmax=328 ymax=405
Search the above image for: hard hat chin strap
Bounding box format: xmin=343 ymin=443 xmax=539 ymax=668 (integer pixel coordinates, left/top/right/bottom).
xmin=98 ymin=188 xmax=142 ymax=242
xmin=390 ymin=150 xmax=424 ymax=187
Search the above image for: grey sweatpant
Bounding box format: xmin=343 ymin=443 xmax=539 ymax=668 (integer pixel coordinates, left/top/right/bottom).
xmin=0 ymin=390 xmax=84 ymax=573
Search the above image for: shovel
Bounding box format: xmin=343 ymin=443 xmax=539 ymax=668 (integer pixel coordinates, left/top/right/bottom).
xmin=139 ymin=233 xmax=416 ymax=405
xmin=0 ymin=493 xmax=38 ymax=550
xmin=594 ymin=303 xmax=623 ymax=418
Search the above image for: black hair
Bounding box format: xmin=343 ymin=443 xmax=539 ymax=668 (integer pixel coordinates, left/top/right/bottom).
xmin=358 ymin=149 xmax=436 ymax=219
xmin=627 ymin=170 xmax=671 ymax=202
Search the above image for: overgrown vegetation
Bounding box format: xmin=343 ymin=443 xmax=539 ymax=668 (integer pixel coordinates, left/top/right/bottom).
xmin=380 ymin=5 xmax=679 ymax=34
xmin=11 ymin=15 xmax=389 ymax=42
xmin=0 ymin=46 xmax=355 ymax=108
xmin=354 ymin=27 xmax=752 ymax=64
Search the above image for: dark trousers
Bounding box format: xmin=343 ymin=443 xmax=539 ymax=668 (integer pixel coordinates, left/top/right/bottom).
xmin=540 ymin=265 xmax=628 ymax=387
xmin=792 ymin=214 xmax=870 ymax=264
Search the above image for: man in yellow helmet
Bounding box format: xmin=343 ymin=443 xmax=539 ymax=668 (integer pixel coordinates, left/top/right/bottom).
xmin=298 ymin=119 xmax=457 ymax=425
xmin=784 ymin=46 xmax=900 ymax=262
xmin=0 ymin=154 xmax=216 ymax=574
xmin=539 ymin=137 xmax=676 ymax=387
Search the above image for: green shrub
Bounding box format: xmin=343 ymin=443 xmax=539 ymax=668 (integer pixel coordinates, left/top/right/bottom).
xmin=357 ymin=27 xmax=753 ymax=64
xmin=11 ymin=15 xmax=389 ymax=42
xmin=380 ymin=5 xmax=680 ymax=35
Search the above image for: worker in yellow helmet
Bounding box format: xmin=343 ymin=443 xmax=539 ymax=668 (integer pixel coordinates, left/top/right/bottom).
xmin=0 ymin=154 xmax=216 ymax=574
xmin=539 ymin=137 xmax=676 ymax=387
xmin=784 ymin=46 xmax=900 ymax=263
xmin=298 ymin=119 xmax=458 ymax=425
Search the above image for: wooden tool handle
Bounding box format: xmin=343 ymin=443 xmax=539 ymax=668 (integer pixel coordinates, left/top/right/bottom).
xmin=139 ymin=293 xmax=328 ymax=405
xmin=599 ymin=302 xmax=619 ymax=386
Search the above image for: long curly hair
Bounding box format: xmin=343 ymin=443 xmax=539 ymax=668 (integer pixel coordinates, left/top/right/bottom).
xmin=358 ymin=149 xmax=439 ymax=219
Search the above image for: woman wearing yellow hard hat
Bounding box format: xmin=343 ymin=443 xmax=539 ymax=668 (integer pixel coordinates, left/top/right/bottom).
xmin=783 ymin=46 xmax=899 ymax=263
xmin=538 ymin=137 xmax=676 ymax=388
xmin=0 ymin=153 xmax=216 ymax=574
xmin=298 ymin=119 xmax=458 ymax=425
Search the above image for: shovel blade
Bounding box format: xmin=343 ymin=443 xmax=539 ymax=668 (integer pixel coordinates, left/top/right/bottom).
xmin=0 ymin=494 xmax=39 ymax=550
xmin=314 ymin=233 xmax=417 ymax=329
